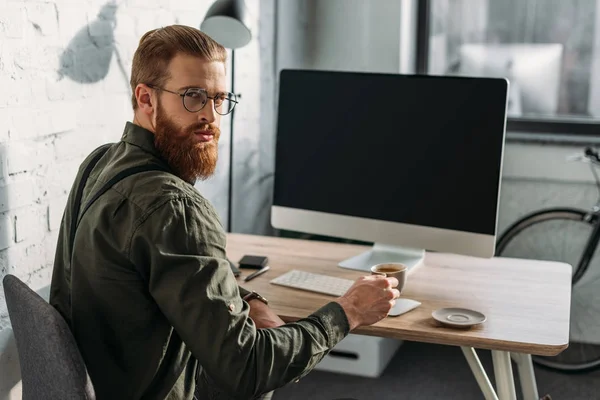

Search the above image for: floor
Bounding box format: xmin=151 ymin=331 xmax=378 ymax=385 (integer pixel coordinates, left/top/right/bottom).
xmin=272 ymin=341 xmax=600 ymax=400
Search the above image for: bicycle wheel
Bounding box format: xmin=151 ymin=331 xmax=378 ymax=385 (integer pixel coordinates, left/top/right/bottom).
xmin=496 ymin=208 xmax=600 ymax=372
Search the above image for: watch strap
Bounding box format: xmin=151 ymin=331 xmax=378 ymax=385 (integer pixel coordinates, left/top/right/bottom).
xmin=243 ymin=290 xmax=268 ymax=305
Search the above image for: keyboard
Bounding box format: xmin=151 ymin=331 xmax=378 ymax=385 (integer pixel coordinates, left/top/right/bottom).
xmin=270 ymin=270 xmax=354 ymax=297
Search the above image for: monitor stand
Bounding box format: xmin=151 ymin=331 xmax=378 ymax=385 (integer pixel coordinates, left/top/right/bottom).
xmin=338 ymin=243 xmax=425 ymax=273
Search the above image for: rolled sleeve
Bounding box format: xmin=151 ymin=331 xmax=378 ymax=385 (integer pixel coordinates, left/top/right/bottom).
xmin=311 ymin=301 xmax=350 ymax=348
xmin=128 ymin=197 xmax=350 ymax=399
xmin=238 ymin=285 xmax=251 ymax=299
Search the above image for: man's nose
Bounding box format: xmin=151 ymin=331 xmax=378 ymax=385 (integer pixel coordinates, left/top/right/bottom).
xmin=198 ymin=100 xmax=217 ymax=123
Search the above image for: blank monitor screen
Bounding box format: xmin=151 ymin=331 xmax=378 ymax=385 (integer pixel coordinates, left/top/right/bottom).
xmin=273 ymin=69 xmax=507 ymax=238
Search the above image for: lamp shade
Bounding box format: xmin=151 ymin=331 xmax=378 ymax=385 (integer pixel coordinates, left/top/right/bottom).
xmin=200 ymin=0 xmax=252 ymax=49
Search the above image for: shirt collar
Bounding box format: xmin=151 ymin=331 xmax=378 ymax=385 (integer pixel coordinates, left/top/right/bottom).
xmin=121 ymin=121 xmax=163 ymax=159
xmin=120 ymin=121 xmax=197 ymax=185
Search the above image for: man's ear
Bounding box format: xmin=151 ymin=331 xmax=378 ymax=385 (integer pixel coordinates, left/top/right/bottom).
xmin=135 ymin=84 xmax=154 ymax=116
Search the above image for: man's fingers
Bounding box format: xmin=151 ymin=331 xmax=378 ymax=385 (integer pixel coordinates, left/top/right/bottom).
xmin=364 ymin=274 xmax=387 ymax=280
xmin=384 ymin=277 xmax=399 ymax=289
xmin=383 ymin=288 xmax=401 ymax=300
xmin=363 ymin=276 xmax=398 ymax=288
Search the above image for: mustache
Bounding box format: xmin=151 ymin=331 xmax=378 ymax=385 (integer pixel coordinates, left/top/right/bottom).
xmin=190 ymin=123 xmax=219 ymax=133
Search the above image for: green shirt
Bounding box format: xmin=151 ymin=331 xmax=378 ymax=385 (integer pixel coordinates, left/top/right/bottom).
xmin=49 ymin=122 xmax=350 ymax=400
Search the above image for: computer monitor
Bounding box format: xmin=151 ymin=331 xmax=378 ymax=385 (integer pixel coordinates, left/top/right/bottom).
xmin=458 ymin=43 xmax=563 ymax=117
xmin=271 ymin=69 xmax=508 ymax=272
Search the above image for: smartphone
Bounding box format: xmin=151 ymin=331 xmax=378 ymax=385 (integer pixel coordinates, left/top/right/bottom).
xmin=238 ymin=255 xmax=269 ymax=269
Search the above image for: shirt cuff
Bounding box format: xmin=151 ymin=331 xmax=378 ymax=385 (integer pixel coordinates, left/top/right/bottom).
xmin=308 ymin=301 xmax=350 ymax=348
xmin=238 ymin=285 xmax=251 ymax=299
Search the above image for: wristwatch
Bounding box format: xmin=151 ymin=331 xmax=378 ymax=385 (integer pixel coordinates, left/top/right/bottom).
xmin=243 ymin=290 xmax=269 ymax=305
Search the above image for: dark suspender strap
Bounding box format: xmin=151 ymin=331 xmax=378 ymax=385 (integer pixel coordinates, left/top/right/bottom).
xmin=69 ymin=144 xmax=170 ymax=264
xmin=77 ymin=165 xmax=172 ymax=400
xmin=68 ymin=144 xmax=111 ymax=254
xmin=74 ymin=164 xmax=170 ymax=283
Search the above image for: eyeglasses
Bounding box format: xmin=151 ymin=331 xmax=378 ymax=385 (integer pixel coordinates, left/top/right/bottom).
xmin=147 ymin=84 xmax=238 ymax=115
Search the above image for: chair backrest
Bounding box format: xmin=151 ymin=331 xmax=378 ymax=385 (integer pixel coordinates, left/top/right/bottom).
xmin=2 ymin=274 xmax=95 ymax=400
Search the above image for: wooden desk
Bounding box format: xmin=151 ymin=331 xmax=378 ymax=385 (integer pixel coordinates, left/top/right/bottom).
xmin=228 ymin=233 xmax=572 ymax=400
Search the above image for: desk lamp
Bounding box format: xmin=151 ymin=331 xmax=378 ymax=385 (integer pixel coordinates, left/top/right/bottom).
xmin=201 ymin=0 xmax=252 ymax=275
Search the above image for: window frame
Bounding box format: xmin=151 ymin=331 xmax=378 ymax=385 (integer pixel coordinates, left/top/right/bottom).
xmin=415 ymin=0 xmax=600 ymax=140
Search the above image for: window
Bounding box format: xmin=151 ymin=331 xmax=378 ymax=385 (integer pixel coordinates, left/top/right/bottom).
xmin=418 ymin=0 xmax=600 ymax=137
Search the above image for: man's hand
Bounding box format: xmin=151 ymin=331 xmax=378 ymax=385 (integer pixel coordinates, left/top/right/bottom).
xmin=334 ymin=275 xmax=400 ymax=330
xmin=248 ymin=299 xmax=285 ymax=328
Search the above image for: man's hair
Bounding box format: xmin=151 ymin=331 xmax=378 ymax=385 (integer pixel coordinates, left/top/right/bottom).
xmin=130 ymin=25 xmax=227 ymax=109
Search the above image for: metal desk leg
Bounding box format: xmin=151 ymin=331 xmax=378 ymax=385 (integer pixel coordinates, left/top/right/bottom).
xmin=491 ymin=351 xmax=517 ymax=400
xmin=511 ymin=353 xmax=539 ymax=400
xmin=461 ymin=347 xmax=499 ymax=400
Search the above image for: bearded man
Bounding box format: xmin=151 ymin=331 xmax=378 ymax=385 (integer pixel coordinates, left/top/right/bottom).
xmin=49 ymin=25 xmax=400 ymax=400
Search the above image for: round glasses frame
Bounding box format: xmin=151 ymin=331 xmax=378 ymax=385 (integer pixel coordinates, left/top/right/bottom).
xmin=146 ymin=84 xmax=238 ymax=115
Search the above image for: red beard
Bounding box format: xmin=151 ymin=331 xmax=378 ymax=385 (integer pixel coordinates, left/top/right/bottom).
xmin=154 ymin=104 xmax=220 ymax=183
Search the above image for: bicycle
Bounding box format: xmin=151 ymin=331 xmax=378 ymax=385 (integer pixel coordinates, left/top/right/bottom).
xmin=496 ymin=146 xmax=600 ymax=372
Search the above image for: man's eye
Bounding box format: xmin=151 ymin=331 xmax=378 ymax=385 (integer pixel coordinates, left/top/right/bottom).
xmin=186 ymin=92 xmax=203 ymax=99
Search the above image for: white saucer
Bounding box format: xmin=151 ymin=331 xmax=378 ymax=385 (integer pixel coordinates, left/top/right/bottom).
xmin=432 ymin=307 xmax=486 ymax=328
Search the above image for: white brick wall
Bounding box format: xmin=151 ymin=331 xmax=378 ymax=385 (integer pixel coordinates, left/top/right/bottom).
xmin=0 ymin=0 xmax=266 ymax=397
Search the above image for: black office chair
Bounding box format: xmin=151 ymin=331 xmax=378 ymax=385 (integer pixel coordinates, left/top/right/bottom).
xmin=3 ymin=274 xmax=96 ymax=400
